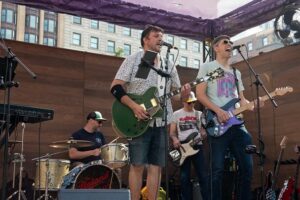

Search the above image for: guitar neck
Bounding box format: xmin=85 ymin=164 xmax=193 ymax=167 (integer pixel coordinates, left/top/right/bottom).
xmin=272 ymin=149 xmax=284 ymax=190
xmin=272 ymin=136 xmax=288 ymax=190
xmin=233 ymin=91 xmax=277 ymax=116
xmin=158 ymin=77 xmax=204 ymax=102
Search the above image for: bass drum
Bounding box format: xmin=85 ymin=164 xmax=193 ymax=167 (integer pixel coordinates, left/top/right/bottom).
xmin=73 ymin=164 xmax=120 ymax=189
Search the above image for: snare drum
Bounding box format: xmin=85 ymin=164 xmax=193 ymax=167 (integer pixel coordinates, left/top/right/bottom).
xmin=100 ymin=143 xmax=128 ymax=169
xmin=34 ymin=159 xmax=70 ymax=190
xmin=61 ymin=163 xmax=120 ymax=189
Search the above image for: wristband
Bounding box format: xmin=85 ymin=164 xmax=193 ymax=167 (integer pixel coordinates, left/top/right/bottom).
xmin=111 ymin=84 xmax=127 ymax=101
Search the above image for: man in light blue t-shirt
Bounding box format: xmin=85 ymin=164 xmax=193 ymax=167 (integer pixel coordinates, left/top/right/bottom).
xmin=196 ymin=35 xmax=263 ymax=200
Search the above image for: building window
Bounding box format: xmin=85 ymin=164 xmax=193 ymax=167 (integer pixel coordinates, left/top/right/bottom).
xmin=43 ymin=37 xmax=55 ymax=46
xmin=193 ymin=59 xmax=200 ymax=68
xmin=44 ymin=19 xmax=55 ymax=33
xmin=180 ymin=56 xmax=188 ymax=67
xmin=193 ymin=42 xmax=200 ymax=52
xmin=123 ymin=27 xmax=131 ymax=36
xmin=26 ymin=15 xmax=38 ymax=29
xmin=72 ymin=33 xmax=81 ymax=45
xmin=24 ymin=33 xmax=37 ymax=43
xmin=0 ymin=28 xmax=15 ymax=40
xmin=247 ymin=42 xmax=253 ymax=51
xmin=90 ymin=37 xmax=99 ymax=49
xmin=107 ymin=24 xmax=115 ymax=33
xmin=107 ymin=40 xmax=115 ymax=53
xmin=169 ymin=54 xmax=174 ymax=62
xmin=1 ymin=9 xmax=15 ymax=24
xmin=124 ymin=44 xmax=131 ymax=56
xmin=91 ymin=20 xmax=99 ymax=29
xmin=262 ymin=37 xmax=268 ymax=46
xmin=180 ymin=39 xmax=187 ymax=49
xmin=73 ymin=16 xmax=81 ymax=24
xmin=167 ymin=35 xmax=174 ymax=45
xmin=45 ymin=11 xmax=55 ymax=15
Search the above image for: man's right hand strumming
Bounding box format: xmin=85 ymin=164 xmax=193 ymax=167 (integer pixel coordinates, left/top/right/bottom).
xmin=131 ymin=103 xmax=149 ymax=120
xmin=216 ymin=108 xmax=230 ymax=123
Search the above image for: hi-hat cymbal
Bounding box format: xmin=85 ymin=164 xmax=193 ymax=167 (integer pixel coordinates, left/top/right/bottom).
xmin=49 ymin=139 xmax=94 ymax=148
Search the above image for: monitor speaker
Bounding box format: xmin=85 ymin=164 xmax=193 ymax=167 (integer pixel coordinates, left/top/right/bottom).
xmin=58 ymin=189 xmax=130 ymax=200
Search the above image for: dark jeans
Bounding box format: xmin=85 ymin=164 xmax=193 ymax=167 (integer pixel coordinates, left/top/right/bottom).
xmin=208 ymin=125 xmax=253 ymax=200
xmin=180 ymin=145 xmax=208 ymax=200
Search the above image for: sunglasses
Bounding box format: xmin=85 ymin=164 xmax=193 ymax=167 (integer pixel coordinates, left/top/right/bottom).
xmin=96 ymin=120 xmax=103 ymax=124
xmin=187 ymin=101 xmax=196 ymax=105
xmin=222 ymin=39 xmax=233 ymax=45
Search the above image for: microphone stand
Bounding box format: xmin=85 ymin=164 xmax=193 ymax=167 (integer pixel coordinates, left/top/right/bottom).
xmin=0 ymin=40 xmax=36 ymax=200
xmin=237 ymin=47 xmax=278 ymax=197
xmin=163 ymin=47 xmax=171 ymax=200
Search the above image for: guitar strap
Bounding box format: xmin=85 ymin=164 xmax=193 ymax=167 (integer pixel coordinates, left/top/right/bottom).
xmin=233 ymin=67 xmax=245 ymax=120
xmin=157 ymin=56 xmax=166 ymax=97
xmin=232 ymin=67 xmax=240 ymax=100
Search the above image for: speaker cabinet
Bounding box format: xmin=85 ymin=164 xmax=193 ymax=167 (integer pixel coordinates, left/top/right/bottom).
xmin=58 ymin=189 xmax=130 ymax=200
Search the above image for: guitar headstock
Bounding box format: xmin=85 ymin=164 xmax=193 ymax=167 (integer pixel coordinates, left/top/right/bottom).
xmin=206 ymin=67 xmax=224 ymax=81
xmin=280 ymin=136 xmax=288 ymax=149
xmin=274 ymin=86 xmax=293 ymax=96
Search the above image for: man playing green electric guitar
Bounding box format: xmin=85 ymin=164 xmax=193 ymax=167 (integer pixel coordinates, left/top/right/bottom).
xmin=110 ymin=25 xmax=191 ymax=200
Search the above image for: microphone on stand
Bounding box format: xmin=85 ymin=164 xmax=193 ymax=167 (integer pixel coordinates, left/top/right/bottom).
xmin=232 ymin=44 xmax=246 ymax=50
xmin=160 ymin=41 xmax=178 ymax=49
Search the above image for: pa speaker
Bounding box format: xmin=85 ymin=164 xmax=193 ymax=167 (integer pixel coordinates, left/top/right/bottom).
xmin=58 ymin=189 xmax=130 ymax=200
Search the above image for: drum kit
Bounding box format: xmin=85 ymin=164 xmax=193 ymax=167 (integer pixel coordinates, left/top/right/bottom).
xmin=7 ymin=133 xmax=129 ymax=200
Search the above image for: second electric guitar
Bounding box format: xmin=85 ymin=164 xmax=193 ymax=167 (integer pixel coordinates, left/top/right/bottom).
xmin=204 ymin=86 xmax=293 ymax=137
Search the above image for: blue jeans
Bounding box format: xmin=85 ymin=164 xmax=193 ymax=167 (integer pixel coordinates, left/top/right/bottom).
xmin=180 ymin=145 xmax=209 ymax=200
xmin=208 ymin=125 xmax=253 ymax=200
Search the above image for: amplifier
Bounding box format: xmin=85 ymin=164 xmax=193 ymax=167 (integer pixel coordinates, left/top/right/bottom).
xmin=58 ymin=189 xmax=130 ymax=200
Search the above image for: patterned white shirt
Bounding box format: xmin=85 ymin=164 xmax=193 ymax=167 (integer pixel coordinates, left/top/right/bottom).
xmin=115 ymin=50 xmax=181 ymax=126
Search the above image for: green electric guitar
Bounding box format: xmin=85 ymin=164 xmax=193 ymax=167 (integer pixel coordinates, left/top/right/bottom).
xmin=112 ymin=68 xmax=224 ymax=138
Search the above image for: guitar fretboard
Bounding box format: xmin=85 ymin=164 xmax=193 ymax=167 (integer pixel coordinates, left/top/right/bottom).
xmin=157 ymin=77 xmax=205 ymax=102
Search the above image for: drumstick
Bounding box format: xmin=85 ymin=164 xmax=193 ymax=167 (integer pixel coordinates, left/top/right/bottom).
xmin=109 ymin=137 xmax=120 ymax=144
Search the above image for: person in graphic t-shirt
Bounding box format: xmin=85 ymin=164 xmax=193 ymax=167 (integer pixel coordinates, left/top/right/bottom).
xmin=170 ymin=91 xmax=208 ymax=200
xmin=196 ymin=35 xmax=264 ymax=200
xmin=69 ymin=111 xmax=106 ymax=168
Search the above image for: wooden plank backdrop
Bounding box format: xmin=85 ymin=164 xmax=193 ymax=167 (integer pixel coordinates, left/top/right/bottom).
xmin=0 ymin=40 xmax=299 ymax=193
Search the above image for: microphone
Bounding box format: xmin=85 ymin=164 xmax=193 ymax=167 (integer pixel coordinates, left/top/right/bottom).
xmin=160 ymin=41 xmax=178 ymax=49
xmin=232 ymin=44 xmax=246 ymax=50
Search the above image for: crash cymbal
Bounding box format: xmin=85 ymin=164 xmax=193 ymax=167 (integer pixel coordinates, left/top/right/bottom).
xmin=49 ymin=139 xmax=94 ymax=148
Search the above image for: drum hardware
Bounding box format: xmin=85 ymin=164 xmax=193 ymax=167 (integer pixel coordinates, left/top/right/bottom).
xmin=7 ymin=123 xmax=27 ymax=200
xmin=49 ymin=139 xmax=95 ymax=149
xmin=32 ymin=150 xmax=70 ymax=200
xmin=8 ymin=140 xmax=22 ymax=145
xmin=109 ymin=136 xmax=120 ymax=144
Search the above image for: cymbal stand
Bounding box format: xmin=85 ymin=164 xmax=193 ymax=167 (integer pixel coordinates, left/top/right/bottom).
xmin=35 ymin=155 xmax=53 ymax=200
xmin=7 ymin=123 xmax=27 ymax=200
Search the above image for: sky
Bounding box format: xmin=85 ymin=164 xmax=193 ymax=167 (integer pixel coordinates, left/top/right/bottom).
xmin=217 ymin=0 xmax=253 ymax=17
